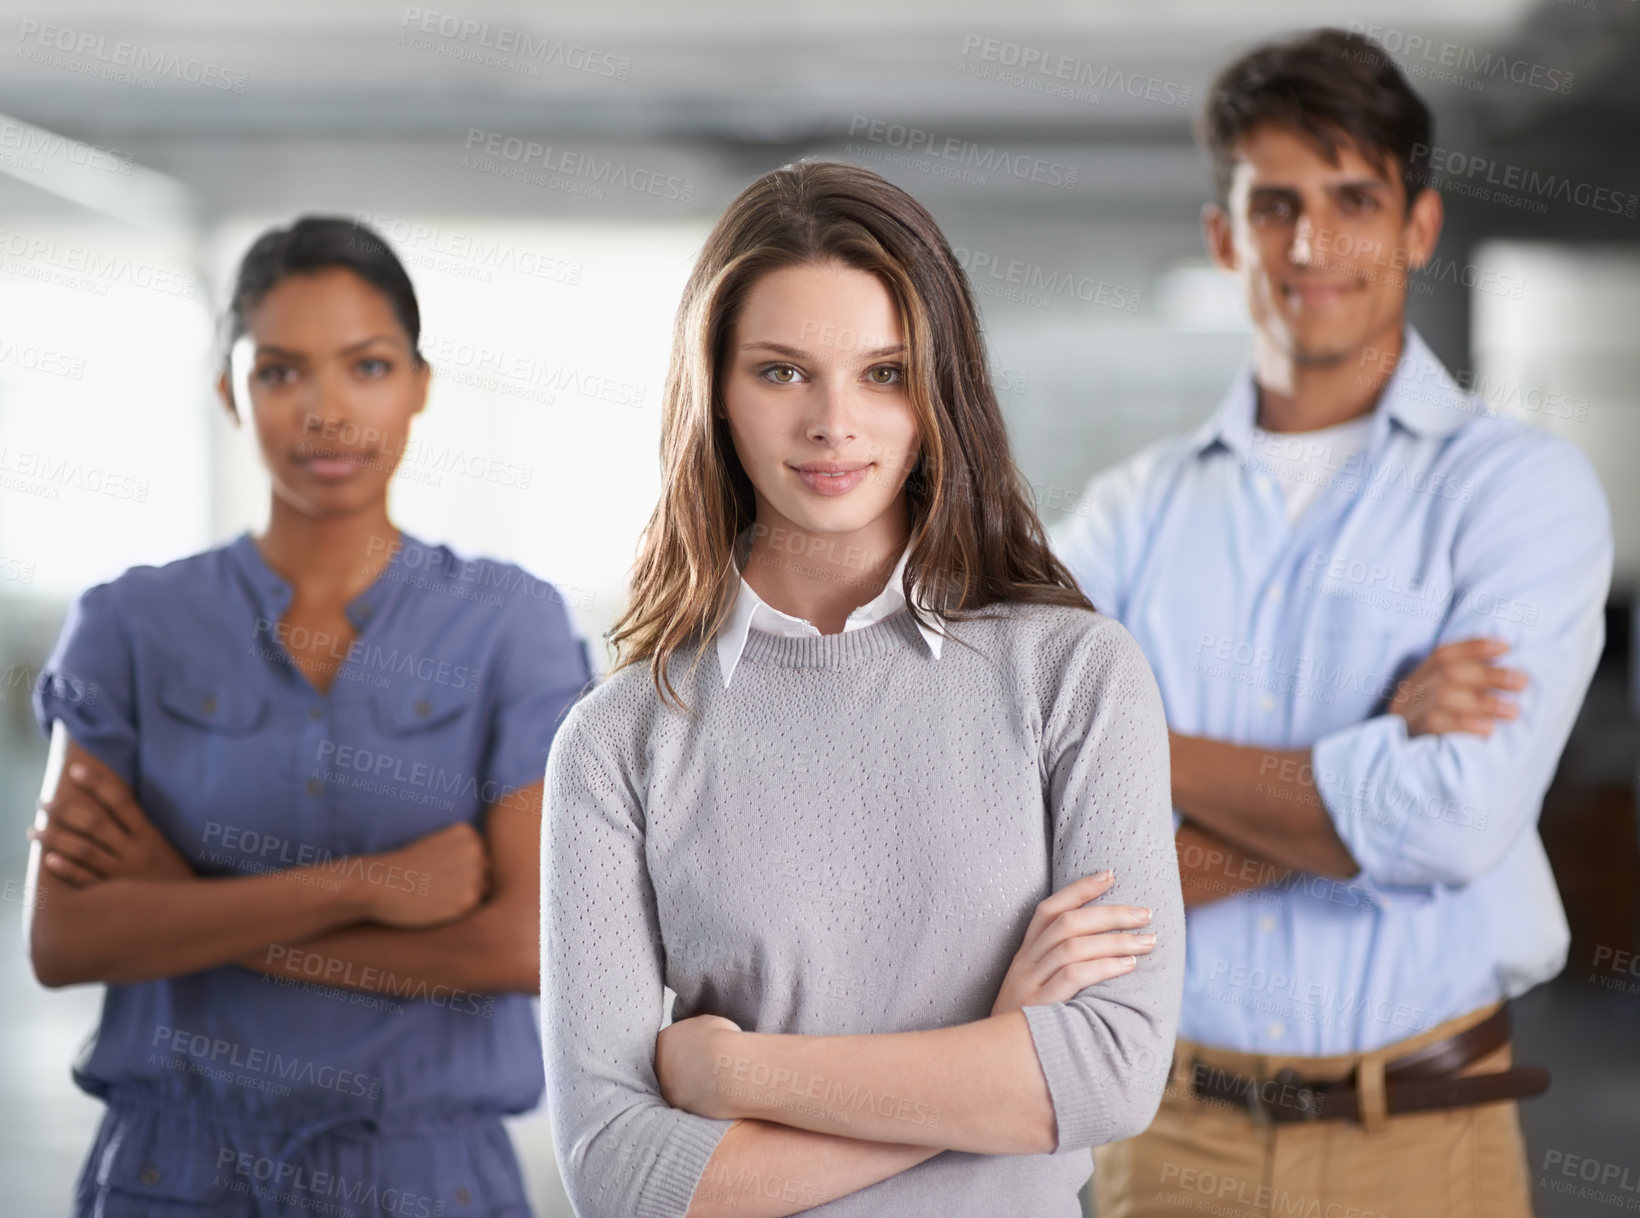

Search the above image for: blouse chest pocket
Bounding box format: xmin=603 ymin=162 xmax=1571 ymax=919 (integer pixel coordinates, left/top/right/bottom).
xmin=156 ymin=672 xmax=269 ymax=734
xmin=148 ymin=673 xmax=273 ymax=862
xmin=368 ymin=682 xmax=475 ymax=735
xmin=351 ymin=683 xmax=487 ymax=840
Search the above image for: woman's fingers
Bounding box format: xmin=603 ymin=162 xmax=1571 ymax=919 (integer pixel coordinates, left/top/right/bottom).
xmin=65 ymin=763 xmax=141 ymax=839
xmin=32 ymin=801 xmax=126 ymax=864
xmin=1024 ymin=932 xmax=1160 ymax=1005
xmin=992 ymin=878 xmax=1153 ymax=1015
xmin=1033 ymin=870 xmax=1116 ymax=922
xmin=1019 ymin=870 xmax=1115 ymax=953
xmin=1031 ymin=955 xmax=1141 ymax=1005
xmin=1019 ymin=901 xmax=1152 ymax=967
xmin=30 ymin=824 xmax=115 ymax=883
xmin=1057 ymin=903 xmax=1153 ymax=936
xmin=42 ymin=850 xmax=102 ymax=887
xmin=1036 ymin=930 xmax=1157 ymax=973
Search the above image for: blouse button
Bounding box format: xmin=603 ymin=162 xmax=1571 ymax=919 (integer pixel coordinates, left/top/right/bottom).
xmin=414 ymin=699 xmax=431 ymax=717
xmin=139 ymin=1165 xmax=160 ymax=1185
xmin=305 ymin=778 xmax=325 ymax=797
xmin=201 ymin=696 xmax=218 ymax=715
xmin=308 ymin=705 xmax=324 ymax=721
xmin=455 ymin=1187 xmax=472 ymax=1204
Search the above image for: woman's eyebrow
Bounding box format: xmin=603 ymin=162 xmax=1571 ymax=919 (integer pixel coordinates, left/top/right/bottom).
xmin=337 ymin=334 xmax=400 ymax=354
xmin=741 ymin=340 xmax=906 ymax=360
xmin=254 ymin=335 xmax=398 ymax=360
xmin=253 ymin=343 xmax=306 ymax=361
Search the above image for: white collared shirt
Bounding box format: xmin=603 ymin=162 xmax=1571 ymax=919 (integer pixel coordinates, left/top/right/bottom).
xmin=715 ymin=536 xmax=946 ymax=687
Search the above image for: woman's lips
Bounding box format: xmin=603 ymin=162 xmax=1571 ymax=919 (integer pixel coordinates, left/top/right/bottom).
xmin=298 ymin=452 xmax=373 ymax=480
xmin=792 ymin=464 xmax=871 ymax=496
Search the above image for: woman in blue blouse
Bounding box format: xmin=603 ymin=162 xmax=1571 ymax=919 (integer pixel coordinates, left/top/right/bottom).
xmin=23 ymin=216 xmax=592 ymax=1217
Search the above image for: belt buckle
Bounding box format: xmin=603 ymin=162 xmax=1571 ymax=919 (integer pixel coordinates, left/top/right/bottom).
xmin=1268 ymin=1067 xmax=1327 ymax=1123
xmin=1243 ymin=1072 xmax=1272 ymax=1126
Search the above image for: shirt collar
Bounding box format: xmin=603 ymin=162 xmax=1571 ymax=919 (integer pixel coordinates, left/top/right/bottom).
xmin=228 ymin=528 xmax=415 ymax=631
xmin=715 ymin=528 xmax=946 ymax=688
xmin=1188 ymin=326 xmax=1473 ymax=460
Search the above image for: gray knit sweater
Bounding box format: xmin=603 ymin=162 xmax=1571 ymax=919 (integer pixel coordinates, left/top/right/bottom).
xmin=542 ymin=601 xmax=1183 ymax=1218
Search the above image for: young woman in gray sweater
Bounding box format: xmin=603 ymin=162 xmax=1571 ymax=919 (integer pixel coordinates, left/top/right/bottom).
xmin=542 ymin=160 xmax=1184 ymax=1218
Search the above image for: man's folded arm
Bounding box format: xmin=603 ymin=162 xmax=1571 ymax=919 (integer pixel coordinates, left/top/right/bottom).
xmin=1311 ymin=438 xmax=1612 ymax=888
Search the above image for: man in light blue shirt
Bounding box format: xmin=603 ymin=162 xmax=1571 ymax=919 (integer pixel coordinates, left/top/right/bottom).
xmin=1049 ymin=27 xmax=1612 ymax=1218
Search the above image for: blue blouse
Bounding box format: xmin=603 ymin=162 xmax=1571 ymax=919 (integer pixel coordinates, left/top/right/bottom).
xmin=33 ymin=530 xmax=592 ymax=1204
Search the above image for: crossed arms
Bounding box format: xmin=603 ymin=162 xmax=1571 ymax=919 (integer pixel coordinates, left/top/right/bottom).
xmin=543 ymin=627 xmax=1184 ymax=1218
xmin=25 ymin=721 xmax=540 ymax=997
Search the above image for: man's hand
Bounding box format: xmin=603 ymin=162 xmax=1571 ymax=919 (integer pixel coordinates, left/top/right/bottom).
xmin=991 ymin=871 xmax=1157 ymax=1014
xmin=1388 ymin=637 xmax=1527 ymax=738
xmin=656 ymin=1012 xmax=744 ymax=1117
xmin=27 ymin=762 xmax=194 ymax=886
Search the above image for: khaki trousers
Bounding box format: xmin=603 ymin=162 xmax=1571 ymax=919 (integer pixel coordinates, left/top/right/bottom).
xmin=1092 ymin=1001 xmax=1534 ymax=1218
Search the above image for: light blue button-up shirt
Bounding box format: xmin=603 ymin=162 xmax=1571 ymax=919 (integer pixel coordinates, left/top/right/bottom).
xmin=1049 ymin=328 xmax=1612 ymax=1055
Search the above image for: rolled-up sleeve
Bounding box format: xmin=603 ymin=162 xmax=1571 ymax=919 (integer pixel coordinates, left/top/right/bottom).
xmin=482 ymin=583 xmax=594 ymax=798
xmin=1312 ymin=437 xmax=1613 ymax=889
xmin=1020 ymin=619 xmax=1184 ymax=1152
xmin=542 ymin=703 xmax=735 ymax=1218
xmin=32 ymin=581 xmax=139 ymax=787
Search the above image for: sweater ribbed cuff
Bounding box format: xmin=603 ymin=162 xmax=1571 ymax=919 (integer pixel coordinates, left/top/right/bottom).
xmin=1021 ymin=1003 xmax=1114 ymax=1153
xmin=635 ymin=1115 xmax=736 ymax=1218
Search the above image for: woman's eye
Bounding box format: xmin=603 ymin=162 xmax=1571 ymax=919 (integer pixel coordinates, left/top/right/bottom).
xmin=255 ymin=364 xmax=294 ymax=386
xmin=866 ymin=364 xmax=904 ymax=386
xmin=357 ymin=357 xmax=391 ymax=377
xmin=762 ymin=364 xmax=802 ymax=384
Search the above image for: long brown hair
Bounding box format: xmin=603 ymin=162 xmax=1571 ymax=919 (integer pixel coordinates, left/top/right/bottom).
xmin=607 ymin=159 xmax=1093 ymax=711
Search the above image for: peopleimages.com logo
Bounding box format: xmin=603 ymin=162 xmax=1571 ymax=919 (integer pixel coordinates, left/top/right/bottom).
xmin=1413 ymin=143 xmax=1639 ymax=218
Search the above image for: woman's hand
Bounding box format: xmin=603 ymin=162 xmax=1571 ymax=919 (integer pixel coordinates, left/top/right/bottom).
xmin=991 ymin=870 xmax=1156 ymax=1016
xmin=1388 ymin=637 xmax=1526 ymax=737
xmin=360 ymin=822 xmax=489 ymax=928
xmin=655 ymin=1012 xmax=744 ymax=1117
xmin=27 ymin=762 xmax=194 ymax=886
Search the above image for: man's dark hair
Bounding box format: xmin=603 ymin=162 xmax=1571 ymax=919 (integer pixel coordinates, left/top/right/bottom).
xmin=1198 ymin=28 xmax=1433 ymax=209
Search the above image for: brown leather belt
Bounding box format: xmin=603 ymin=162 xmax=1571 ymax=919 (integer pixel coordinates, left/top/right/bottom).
xmin=1187 ymin=1004 xmax=1550 ymax=1124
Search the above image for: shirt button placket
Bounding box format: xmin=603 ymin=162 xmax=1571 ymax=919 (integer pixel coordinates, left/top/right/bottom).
xmin=1244 ymin=464 xmax=1288 ymax=737
xmin=306 ymin=697 xmax=330 ymax=815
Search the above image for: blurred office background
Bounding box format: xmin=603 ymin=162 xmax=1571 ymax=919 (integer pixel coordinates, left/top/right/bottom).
xmin=0 ymin=1 xmax=1636 ymax=1214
